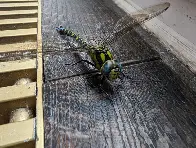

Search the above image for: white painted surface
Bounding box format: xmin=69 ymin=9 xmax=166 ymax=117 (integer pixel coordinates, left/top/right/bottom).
xmin=113 ymin=0 xmax=196 ymax=73
xmin=126 ymin=0 xmax=196 ymax=45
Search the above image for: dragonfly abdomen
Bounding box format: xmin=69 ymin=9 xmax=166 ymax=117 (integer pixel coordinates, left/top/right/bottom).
xmin=56 ymin=26 xmax=88 ymax=48
xmin=56 ymin=26 xmax=114 ymax=72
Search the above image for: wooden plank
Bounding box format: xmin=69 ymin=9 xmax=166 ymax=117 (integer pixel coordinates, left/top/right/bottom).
xmin=0 ymin=41 xmax=37 ymax=53
xmin=0 ymin=28 xmax=37 ymax=38
xmin=0 ymin=2 xmax=38 ymax=8
xmin=0 ymin=18 xmax=37 ymax=25
xmin=0 ymin=9 xmax=37 ymax=16
xmin=0 ymin=82 xmax=36 ymax=103
xmin=0 ymin=58 xmax=36 ymax=73
xmin=36 ymin=0 xmax=44 ymax=147
xmin=0 ymin=118 xmax=35 ymax=147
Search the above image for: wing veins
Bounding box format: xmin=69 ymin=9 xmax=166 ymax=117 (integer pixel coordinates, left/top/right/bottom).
xmin=102 ymin=2 xmax=170 ymax=46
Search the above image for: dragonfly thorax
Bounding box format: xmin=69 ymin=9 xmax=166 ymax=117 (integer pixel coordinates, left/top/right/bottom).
xmin=89 ymin=46 xmax=113 ymax=70
xmin=88 ymin=46 xmax=122 ymax=81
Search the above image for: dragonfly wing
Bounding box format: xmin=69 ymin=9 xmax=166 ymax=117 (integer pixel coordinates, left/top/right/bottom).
xmin=102 ymin=13 xmax=149 ymax=46
xmin=112 ymin=14 xmax=147 ymax=34
xmin=131 ymin=2 xmax=170 ymax=24
xmin=102 ymin=2 xmax=170 ymax=46
xmin=43 ymin=45 xmax=89 ymax=55
xmin=102 ymin=14 xmax=150 ymax=46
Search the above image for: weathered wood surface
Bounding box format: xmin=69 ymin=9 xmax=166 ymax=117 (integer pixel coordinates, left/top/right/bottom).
xmin=42 ymin=0 xmax=196 ymax=147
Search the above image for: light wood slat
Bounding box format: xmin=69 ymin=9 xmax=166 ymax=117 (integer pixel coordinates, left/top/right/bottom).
xmin=0 ymin=41 xmax=37 ymax=53
xmin=0 ymin=18 xmax=37 ymax=25
xmin=0 ymin=0 xmax=37 ymax=2
xmin=0 ymin=9 xmax=37 ymax=16
xmin=0 ymin=2 xmax=38 ymax=8
xmin=0 ymin=58 xmax=36 ymax=73
xmin=36 ymin=0 xmax=44 ymax=147
xmin=0 ymin=82 xmax=36 ymax=103
xmin=0 ymin=28 xmax=37 ymax=38
xmin=0 ymin=118 xmax=35 ymax=147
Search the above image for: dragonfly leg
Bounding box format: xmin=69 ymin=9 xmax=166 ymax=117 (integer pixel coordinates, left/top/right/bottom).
xmin=119 ymin=71 xmax=126 ymax=80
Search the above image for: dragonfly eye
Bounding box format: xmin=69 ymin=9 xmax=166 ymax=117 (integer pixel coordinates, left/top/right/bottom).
xmin=101 ymin=60 xmax=113 ymax=74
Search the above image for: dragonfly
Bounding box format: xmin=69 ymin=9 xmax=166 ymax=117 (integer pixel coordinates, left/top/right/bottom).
xmin=27 ymin=2 xmax=169 ymax=84
xmin=51 ymin=2 xmax=170 ymax=83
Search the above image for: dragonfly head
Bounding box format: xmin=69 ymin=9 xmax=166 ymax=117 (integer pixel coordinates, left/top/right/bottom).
xmin=101 ymin=60 xmax=122 ymax=81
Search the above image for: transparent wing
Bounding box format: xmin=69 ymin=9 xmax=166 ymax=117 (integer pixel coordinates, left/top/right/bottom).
xmin=102 ymin=2 xmax=170 ymax=46
xmin=42 ymin=45 xmax=89 ymax=55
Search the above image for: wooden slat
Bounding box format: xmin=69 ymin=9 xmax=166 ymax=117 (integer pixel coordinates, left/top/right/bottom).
xmin=0 ymin=28 xmax=37 ymax=38
xmin=0 ymin=41 xmax=37 ymax=53
xmin=0 ymin=2 xmax=38 ymax=8
xmin=0 ymin=9 xmax=37 ymax=16
xmin=0 ymin=58 xmax=36 ymax=73
xmin=0 ymin=82 xmax=36 ymax=103
xmin=0 ymin=18 xmax=37 ymax=25
xmin=0 ymin=0 xmax=37 ymax=2
xmin=0 ymin=118 xmax=35 ymax=147
xmin=36 ymin=0 xmax=44 ymax=147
